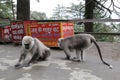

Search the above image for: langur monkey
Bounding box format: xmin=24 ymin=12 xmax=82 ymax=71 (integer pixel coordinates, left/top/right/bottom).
xmin=58 ymin=34 xmax=112 ymax=69
xmin=15 ymin=36 xmax=50 ymax=69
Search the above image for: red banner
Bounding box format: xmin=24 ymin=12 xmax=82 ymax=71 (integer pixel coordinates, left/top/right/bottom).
xmin=30 ymin=22 xmax=61 ymax=47
xmin=10 ymin=20 xmax=74 ymax=47
xmin=62 ymin=22 xmax=74 ymax=38
xmin=0 ymin=25 xmax=12 ymax=42
xmin=3 ymin=25 xmax=12 ymax=42
xmin=11 ymin=21 xmax=24 ymax=42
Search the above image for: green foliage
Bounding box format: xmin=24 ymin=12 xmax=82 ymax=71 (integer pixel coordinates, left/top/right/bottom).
xmin=66 ymin=2 xmax=84 ymax=19
xmin=93 ymin=23 xmax=114 ymax=42
xmin=0 ymin=21 xmax=10 ymax=25
xmin=74 ymin=23 xmax=84 ymax=32
xmin=51 ymin=4 xmax=68 ymax=20
xmin=94 ymin=23 xmax=112 ymax=33
xmin=0 ymin=0 xmax=15 ymax=19
xmin=30 ymin=11 xmax=47 ymax=20
xmin=51 ymin=2 xmax=84 ymax=20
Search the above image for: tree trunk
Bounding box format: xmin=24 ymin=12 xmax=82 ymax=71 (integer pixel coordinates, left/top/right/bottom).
xmin=84 ymin=0 xmax=95 ymax=32
xmin=17 ymin=0 xmax=30 ymax=20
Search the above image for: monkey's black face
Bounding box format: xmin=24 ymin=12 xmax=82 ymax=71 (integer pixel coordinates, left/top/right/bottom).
xmin=22 ymin=36 xmax=34 ymax=50
xmin=24 ymin=43 xmax=30 ymax=49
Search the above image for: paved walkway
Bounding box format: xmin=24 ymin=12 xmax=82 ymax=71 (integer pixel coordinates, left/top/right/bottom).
xmin=0 ymin=42 xmax=120 ymax=80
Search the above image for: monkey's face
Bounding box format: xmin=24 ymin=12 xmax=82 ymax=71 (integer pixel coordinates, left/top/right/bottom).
xmin=22 ymin=36 xmax=34 ymax=50
xmin=58 ymin=38 xmax=64 ymax=49
xmin=24 ymin=43 xmax=30 ymax=49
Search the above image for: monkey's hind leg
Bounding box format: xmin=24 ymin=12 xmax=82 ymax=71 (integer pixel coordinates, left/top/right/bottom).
xmin=72 ymin=49 xmax=81 ymax=62
xmin=81 ymin=50 xmax=84 ymax=62
xmin=38 ymin=50 xmax=51 ymax=61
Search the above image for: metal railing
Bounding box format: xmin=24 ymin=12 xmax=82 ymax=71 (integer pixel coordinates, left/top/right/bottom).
xmin=75 ymin=32 xmax=120 ymax=35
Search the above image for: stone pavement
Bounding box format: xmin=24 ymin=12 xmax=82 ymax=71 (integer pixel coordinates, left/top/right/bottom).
xmin=0 ymin=42 xmax=120 ymax=80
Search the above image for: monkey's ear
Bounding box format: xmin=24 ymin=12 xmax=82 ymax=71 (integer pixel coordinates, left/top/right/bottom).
xmin=58 ymin=38 xmax=64 ymax=44
xmin=58 ymin=38 xmax=64 ymax=41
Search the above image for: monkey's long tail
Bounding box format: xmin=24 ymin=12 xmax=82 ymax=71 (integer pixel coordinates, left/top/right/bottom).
xmin=92 ymin=40 xmax=113 ymax=69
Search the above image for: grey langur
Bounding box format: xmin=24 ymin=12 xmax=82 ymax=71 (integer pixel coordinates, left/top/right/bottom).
xmin=58 ymin=34 xmax=112 ymax=69
xmin=15 ymin=36 xmax=50 ymax=69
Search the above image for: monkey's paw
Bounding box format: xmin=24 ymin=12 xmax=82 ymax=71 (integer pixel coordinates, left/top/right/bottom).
xmin=23 ymin=63 xmax=30 ymax=67
xmin=65 ymin=56 xmax=71 ymax=60
xmin=72 ymin=57 xmax=81 ymax=62
xmin=14 ymin=64 xmax=22 ymax=69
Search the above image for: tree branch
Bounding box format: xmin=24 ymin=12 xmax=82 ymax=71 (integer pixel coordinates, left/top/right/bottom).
xmin=93 ymin=0 xmax=112 ymax=14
